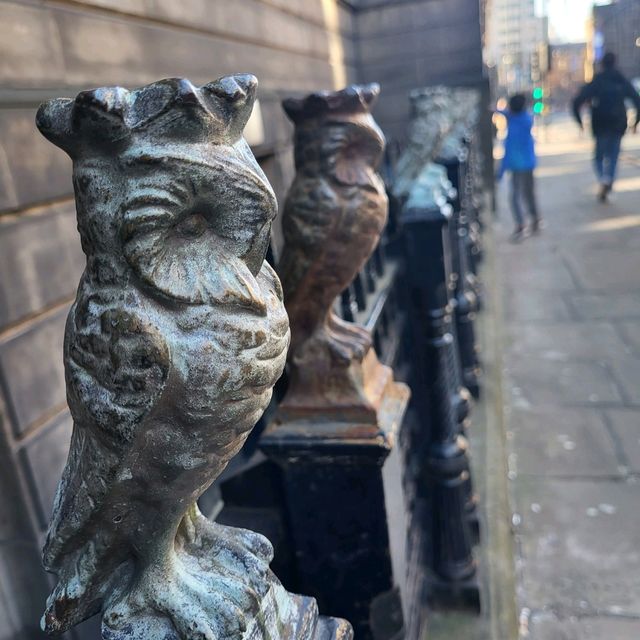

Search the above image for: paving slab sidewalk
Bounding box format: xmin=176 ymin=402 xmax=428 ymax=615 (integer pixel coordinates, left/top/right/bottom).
xmin=497 ymin=116 xmax=640 ymax=639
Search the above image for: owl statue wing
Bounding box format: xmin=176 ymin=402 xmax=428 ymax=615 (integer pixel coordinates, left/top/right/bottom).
xmin=277 ymin=178 xmax=342 ymax=307
xmin=44 ymin=303 xmax=170 ymax=570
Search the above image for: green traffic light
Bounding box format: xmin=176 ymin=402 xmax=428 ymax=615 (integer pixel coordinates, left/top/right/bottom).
xmin=533 ymin=101 xmax=544 ymax=114
xmin=532 ymin=87 xmax=544 ymax=100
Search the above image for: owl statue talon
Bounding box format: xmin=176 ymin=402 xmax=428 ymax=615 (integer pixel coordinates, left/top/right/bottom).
xmin=325 ymin=328 xmax=366 ymax=363
xmin=325 ymin=330 xmax=360 ymax=366
xmin=180 ymin=503 xmax=273 ymax=564
xmin=177 ymin=506 xmax=273 ymax=589
xmin=327 ymin=314 xmax=372 ymax=354
xmin=104 ymin=554 xmax=255 ymax=640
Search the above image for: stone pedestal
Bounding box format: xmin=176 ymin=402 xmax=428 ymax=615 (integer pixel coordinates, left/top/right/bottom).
xmin=262 ymin=382 xmax=410 ymax=640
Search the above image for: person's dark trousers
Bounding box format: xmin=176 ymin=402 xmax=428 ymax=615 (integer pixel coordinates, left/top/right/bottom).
xmin=594 ymin=133 xmax=622 ymax=186
xmin=510 ymin=170 xmax=539 ymax=228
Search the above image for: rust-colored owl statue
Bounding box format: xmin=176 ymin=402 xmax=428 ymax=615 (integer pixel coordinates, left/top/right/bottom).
xmin=276 ymin=84 xmax=392 ymax=423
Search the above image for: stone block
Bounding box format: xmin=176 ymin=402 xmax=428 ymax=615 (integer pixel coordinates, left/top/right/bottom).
xmin=149 ymin=0 xmax=332 ymax=60
xmin=566 ymin=248 xmax=640 ymax=290
xmin=356 ymin=0 xmax=478 ymax=38
xmin=618 ymin=321 xmax=640 ymax=353
xmin=248 ymin=0 xmax=325 ymax=23
xmin=0 ymin=108 xmax=73 ymax=211
xmin=53 ymin=4 xmax=333 ymax=91
xmin=71 ymin=0 xmax=162 ymax=17
xmin=0 ymin=439 xmax=35 ymax=543
xmin=509 ymin=321 xmax=633 ymax=361
xmin=337 ymin=4 xmax=355 ymax=37
xmin=608 ymin=356 xmax=640 ymax=404
xmin=512 ymin=478 xmax=640 ymax=616
xmin=0 ymin=306 xmax=68 ymax=436
xmin=500 ymin=255 xmax=576 ymax=291
xmin=504 ymin=287 xmax=573 ymax=322
xmin=529 ymin=614 xmax=640 ymax=640
xmin=357 ymin=22 xmax=481 ymax=66
xmin=20 ymin=409 xmax=73 ymax=528
xmin=509 ymin=407 xmax=620 ymax=477
xmin=359 ymin=59 xmax=419 ymax=92
xmin=567 ymin=293 xmax=640 ymax=321
xmin=370 ymin=90 xmax=411 ymax=128
xmin=0 ymin=201 xmax=84 ymax=328
xmin=253 ymin=95 xmax=295 ymax=153
xmin=0 ymin=3 xmax=66 ymax=86
xmin=504 ymin=356 xmax=623 ymax=405
xmin=0 ymin=2 xmax=335 ymax=93
xmin=605 ymin=408 xmax=640 ymax=472
xmin=0 ymin=144 xmax=18 ymax=212
xmin=0 ymin=540 xmax=50 ymax=638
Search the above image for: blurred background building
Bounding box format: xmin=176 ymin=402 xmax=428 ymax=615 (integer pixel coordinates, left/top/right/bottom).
xmin=591 ymin=0 xmax=640 ymax=84
xmin=485 ymin=0 xmax=549 ymax=95
xmin=547 ymin=42 xmax=587 ymax=111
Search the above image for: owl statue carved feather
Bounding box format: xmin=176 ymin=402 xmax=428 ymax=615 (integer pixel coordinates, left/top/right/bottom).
xmin=276 ymin=85 xmax=393 ymax=424
xmin=36 ymin=76 xmax=351 ymax=640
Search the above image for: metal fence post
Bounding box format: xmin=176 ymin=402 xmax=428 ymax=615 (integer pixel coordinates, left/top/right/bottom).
xmin=400 ymin=170 xmax=477 ymax=597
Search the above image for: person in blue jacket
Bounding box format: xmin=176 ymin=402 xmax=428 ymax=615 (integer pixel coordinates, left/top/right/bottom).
xmin=498 ymin=93 xmax=540 ymax=241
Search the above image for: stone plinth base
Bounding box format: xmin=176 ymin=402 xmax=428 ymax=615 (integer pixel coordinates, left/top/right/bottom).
xmin=262 ymin=381 xmax=410 ymax=640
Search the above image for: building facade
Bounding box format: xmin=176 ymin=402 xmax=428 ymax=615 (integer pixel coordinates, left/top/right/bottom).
xmin=485 ymin=0 xmax=548 ymax=95
xmin=547 ymin=42 xmax=587 ymax=111
xmin=592 ymin=0 xmax=640 ymax=84
xmin=0 ymin=1 xmax=486 ymax=638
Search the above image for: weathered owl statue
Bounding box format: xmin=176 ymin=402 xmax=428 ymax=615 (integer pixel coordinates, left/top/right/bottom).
xmin=36 ymin=76 xmax=350 ymax=640
xmin=276 ymin=84 xmax=393 ymax=424
xmin=392 ymin=86 xmax=453 ymax=201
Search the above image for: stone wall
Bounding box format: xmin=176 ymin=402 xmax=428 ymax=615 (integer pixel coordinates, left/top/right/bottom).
xmin=0 ymin=2 xmax=354 ymax=638
xmin=0 ymin=1 xmax=485 ymax=637
xmin=593 ymin=0 xmax=640 ymax=82
xmin=354 ymin=0 xmax=485 ymax=144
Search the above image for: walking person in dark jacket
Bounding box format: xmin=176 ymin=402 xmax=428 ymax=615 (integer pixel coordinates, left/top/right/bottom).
xmin=573 ymin=52 xmax=640 ymax=202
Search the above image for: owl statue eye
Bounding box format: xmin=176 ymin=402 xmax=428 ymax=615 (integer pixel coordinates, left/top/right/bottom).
xmin=122 ymin=195 xmax=267 ymax=310
xmin=175 ymin=213 xmax=208 ymax=238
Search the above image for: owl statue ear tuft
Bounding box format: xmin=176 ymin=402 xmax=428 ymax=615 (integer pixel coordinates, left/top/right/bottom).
xmin=74 ymin=86 xmax=131 ymax=146
xmin=37 ymin=88 xmax=131 ymax=158
xmin=282 ymin=83 xmax=380 ymax=125
xmin=36 ymin=98 xmax=76 ymax=157
xmin=281 ymin=96 xmax=304 ymax=121
xmin=207 ymin=74 xmax=257 ymax=104
xmin=359 ymin=83 xmax=380 ymax=109
xmin=204 ymin=74 xmax=258 ymax=142
xmin=36 ymin=77 xmax=261 ymax=156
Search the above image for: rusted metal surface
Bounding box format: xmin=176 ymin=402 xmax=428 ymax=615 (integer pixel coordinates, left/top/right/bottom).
xmin=265 ymin=378 xmax=410 ymax=456
xmin=36 ymin=75 xmax=350 ymax=640
xmin=276 ymin=84 xmax=393 ymax=424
